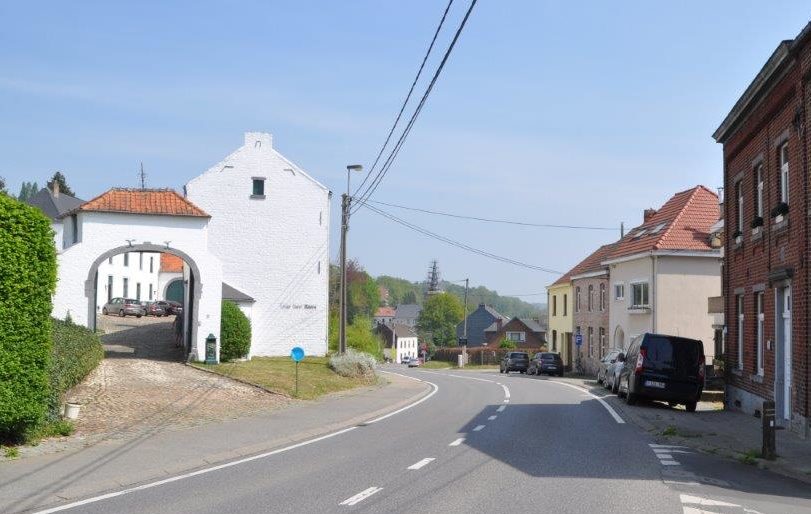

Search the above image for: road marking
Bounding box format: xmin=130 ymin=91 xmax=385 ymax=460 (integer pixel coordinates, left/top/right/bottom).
xmin=496 ymin=405 xmax=506 ymax=412
xmin=500 ymin=384 xmax=511 ymax=400
xmin=649 ymin=444 xmax=688 ymax=448
xmin=653 ymin=448 xmax=691 ymax=454
xmin=488 ymin=415 xmax=497 ymax=420
xmin=473 ymin=424 xmax=485 ymax=431
xmin=449 ymin=438 xmax=465 ymax=447
xmin=547 ymin=380 xmax=625 ymax=424
xmin=407 ymin=458 xmax=435 ymax=470
xmin=365 ymin=371 xmax=439 ymax=424
xmin=659 ymin=460 xmax=681 ymax=466
xmin=340 ymin=487 xmax=383 ymax=506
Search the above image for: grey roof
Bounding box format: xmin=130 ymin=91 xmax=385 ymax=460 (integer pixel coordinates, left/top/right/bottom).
xmin=394 ymin=304 xmax=421 ymax=320
xmin=457 ymin=304 xmax=508 ymax=347
xmin=483 ymin=317 xmax=544 ymax=334
xmin=26 ymin=188 xmax=84 ymax=220
xmin=393 ymin=324 xmax=417 ymax=338
xmin=222 ymin=283 xmax=255 ymax=303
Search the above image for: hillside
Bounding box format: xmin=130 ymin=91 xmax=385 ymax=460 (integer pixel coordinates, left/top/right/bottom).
xmin=375 ymin=275 xmax=543 ymax=319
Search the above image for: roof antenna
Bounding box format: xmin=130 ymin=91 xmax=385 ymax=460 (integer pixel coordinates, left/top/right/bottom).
xmin=139 ymin=162 xmax=147 ymax=190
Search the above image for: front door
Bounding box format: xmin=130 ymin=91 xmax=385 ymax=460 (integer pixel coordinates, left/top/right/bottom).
xmin=775 ymin=285 xmax=792 ymax=424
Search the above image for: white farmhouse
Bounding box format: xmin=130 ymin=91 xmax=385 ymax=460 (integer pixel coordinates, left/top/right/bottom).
xmin=95 ymin=251 xmax=162 ymax=307
xmin=377 ymin=324 xmax=419 ymax=363
xmin=604 ymin=186 xmax=722 ymax=362
xmin=185 ymin=132 xmax=331 ymax=357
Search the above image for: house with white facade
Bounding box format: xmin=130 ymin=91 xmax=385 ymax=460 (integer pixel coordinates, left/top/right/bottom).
xmin=377 ymin=323 xmax=419 ymax=363
xmin=26 ymin=184 xmax=84 ymax=248
xmin=185 ymin=132 xmax=331 ymax=357
xmin=603 ymin=186 xmax=722 ymax=363
xmin=95 ymin=250 xmax=162 ymax=307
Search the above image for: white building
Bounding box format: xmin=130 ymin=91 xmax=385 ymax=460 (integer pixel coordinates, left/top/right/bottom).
xmin=378 ymin=324 xmax=419 ymax=363
xmin=185 ymin=132 xmax=331 ymax=357
xmin=26 ymin=184 xmax=84 ymax=249
xmin=95 ymin=251 xmax=162 ymax=307
xmin=604 ymin=186 xmax=722 ymax=363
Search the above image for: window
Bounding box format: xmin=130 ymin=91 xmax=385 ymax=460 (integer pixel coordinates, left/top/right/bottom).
xmin=70 ymin=214 xmax=78 ymax=244
xmin=107 ymin=276 xmax=113 ymax=302
xmin=507 ymin=331 xmax=526 ymax=343
xmin=575 ymin=287 xmax=581 ymax=313
xmin=552 ymin=295 xmax=557 ymax=316
xmin=139 ymin=252 xmax=143 ymax=270
xmin=599 ymin=284 xmax=606 ymax=311
xmin=136 ymin=283 xmax=141 ymax=301
xmin=123 ymin=278 xmax=129 ymax=297
xmin=563 ymin=294 xmax=567 ymax=316
xmin=149 ymin=284 xmax=154 ymax=301
xmin=599 ymin=327 xmax=606 ymax=358
xmin=588 ymin=285 xmax=594 ymax=312
xmin=252 ymin=177 xmax=266 ymax=198
xmin=756 ymin=292 xmax=764 ymax=376
xmin=587 ymin=327 xmax=594 ymax=358
xmin=630 ymin=282 xmax=649 ymax=308
xmin=150 ymin=256 xmax=154 ymax=273
xmin=755 ymin=164 xmax=763 ymax=218
xmin=736 ymin=179 xmax=743 ymax=234
xmin=124 ymin=253 xmax=129 ymax=267
xmin=614 ymin=283 xmax=624 ymax=300
xmin=737 ymin=294 xmax=744 ymax=371
xmin=552 ymin=330 xmax=557 ymax=351
xmin=649 ymin=222 xmax=666 ymax=234
xmin=780 ymin=142 xmax=789 ymax=204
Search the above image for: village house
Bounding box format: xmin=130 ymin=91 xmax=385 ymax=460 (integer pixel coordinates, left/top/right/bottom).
xmin=547 ymin=277 xmax=573 ymax=368
xmin=373 ymin=306 xmax=396 ymax=327
xmin=570 ymin=244 xmax=614 ymax=375
xmin=712 ymin=22 xmax=811 ymax=434
xmin=483 ymin=317 xmax=545 ymax=348
xmin=456 ymin=303 xmax=508 ymax=348
xmin=377 ymin=323 xmax=419 ymax=363
xmin=393 ymin=304 xmax=421 ymax=328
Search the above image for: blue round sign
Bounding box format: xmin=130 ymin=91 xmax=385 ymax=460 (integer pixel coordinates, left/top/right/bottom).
xmin=291 ymin=346 xmax=305 ymax=362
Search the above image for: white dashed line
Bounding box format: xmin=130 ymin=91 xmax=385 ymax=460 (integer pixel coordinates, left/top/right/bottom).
xmin=488 ymin=415 xmax=497 ymax=421
xmin=500 ymin=384 xmax=511 ymax=399
xmin=449 ymin=438 xmax=465 ymax=447
xmin=649 ymin=443 xmax=688 ymax=466
xmin=407 ymin=458 xmax=435 ymax=470
xmin=473 ymin=425 xmax=485 ymax=432
xmin=340 ymin=487 xmax=383 ymax=506
xmin=496 ymin=405 xmax=506 ymax=413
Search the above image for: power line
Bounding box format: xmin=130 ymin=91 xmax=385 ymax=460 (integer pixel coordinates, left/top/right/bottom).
xmin=352 ymin=0 xmax=455 ymax=198
xmin=353 ymin=0 xmax=478 ymax=213
xmin=362 ymin=199 xmax=618 ymax=231
xmin=360 ymin=202 xmax=563 ymax=275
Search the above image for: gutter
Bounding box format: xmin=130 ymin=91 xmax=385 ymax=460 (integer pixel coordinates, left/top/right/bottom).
xmin=651 ymin=254 xmax=658 ymax=333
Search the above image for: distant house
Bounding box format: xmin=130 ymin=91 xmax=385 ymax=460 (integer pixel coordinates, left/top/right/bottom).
xmin=484 ymin=317 xmax=546 ymax=348
xmin=393 ymin=304 xmax=421 ymax=328
xmin=547 ymin=274 xmax=573 ymax=367
xmin=26 ymin=183 xmax=84 ymax=249
xmin=374 ymin=306 xmax=396 ymax=327
xmin=456 ymin=303 xmax=508 ymax=348
xmin=570 ymin=244 xmax=615 ymax=375
xmin=377 ymin=323 xmax=419 ymax=363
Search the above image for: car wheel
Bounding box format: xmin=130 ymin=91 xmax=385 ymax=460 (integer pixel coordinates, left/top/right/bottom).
xmin=136 ymin=314 xmax=142 ymax=318
xmin=685 ymin=401 xmax=697 ymax=413
xmin=119 ymin=309 xmax=125 ymax=317
xmin=102 ymin=307 xmax=108 ymax=315
xmin=499 ymin=367 xmax=504 ymax=374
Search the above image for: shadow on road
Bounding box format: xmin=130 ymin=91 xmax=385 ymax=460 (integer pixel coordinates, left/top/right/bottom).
xmin=99 ymin=318 xmax=183 ymax=362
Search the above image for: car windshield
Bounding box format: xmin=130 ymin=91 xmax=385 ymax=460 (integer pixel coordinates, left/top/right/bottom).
xmin=509 ymin=353 xmax=528 ymax=359
xmin=540 ymin=353 xmax=557 ymax=360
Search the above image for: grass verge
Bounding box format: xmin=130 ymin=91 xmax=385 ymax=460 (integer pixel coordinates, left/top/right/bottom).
xmin=196 ymin=357 xmax=378 ymax=400
xmin=739 ymin=448 xmax=761 ymax=465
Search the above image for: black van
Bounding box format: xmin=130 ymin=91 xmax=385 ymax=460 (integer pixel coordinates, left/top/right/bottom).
xmin=617 ymin=333 xmax=705 ymax=412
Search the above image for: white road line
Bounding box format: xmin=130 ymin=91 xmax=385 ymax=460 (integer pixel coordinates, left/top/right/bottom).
xmin=649 ymin=444 xmax=687 ymax=448
xmin=547 ymin=380 xmax=625 ymax=424
xmin=660 ymin=460 xmax=681 ymax=466
xmin=680 ymin=494 xmax=740 ymax=508
xmin=488 ymin=415 xmax=497 ymax=421
xmin=407 ymin=458 xmax=435 ymax=470
xmin=449 ymin=438 xmax=465 ymax=447
xmin=473 ymin=424 xmax=485 ymax=432
xmin=496 ymin=405 xmax=506 ymax=413
xmin=500 ymin=384 xmax=511 ymax=399
xmin=653 ymin=448 xmax=691 ymax=454
xmin=340 ymin=487 xmax=383 ymax=506
xmin=366 ymin=371 xmax=439 ymax=424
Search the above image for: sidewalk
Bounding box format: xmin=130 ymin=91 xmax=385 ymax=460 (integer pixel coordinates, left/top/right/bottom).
xmin=0 ymin=372 xmax=429 ymax=514
xmin=556 ymin=376 xmax=811 ymax=485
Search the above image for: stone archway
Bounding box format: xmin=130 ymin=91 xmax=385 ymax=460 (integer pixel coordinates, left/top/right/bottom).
xmin=613 ymin=325 xmax=625 ymax=350
xmin=86 ymin=244 xmax=202 ymax=357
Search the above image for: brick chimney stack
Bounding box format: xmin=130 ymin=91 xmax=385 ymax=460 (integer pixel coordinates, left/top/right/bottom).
xmin=52 ymin=181 xmax=60 ymax=198
xmin=643 ymin=208 xmax=657 ymax=222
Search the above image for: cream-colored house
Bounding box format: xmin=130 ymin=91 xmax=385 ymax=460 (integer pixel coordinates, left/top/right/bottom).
xmin=603 ymin=186 xmax=721 ymax=362
xmin=546 ymin=279 xmax=573 ymax=368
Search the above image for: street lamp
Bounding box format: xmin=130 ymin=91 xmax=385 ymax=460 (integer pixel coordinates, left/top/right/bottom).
xmin=339 ymin=164 xmax=363 ymax=354
xmin=346 ymin=164 xmax=363 ymax=198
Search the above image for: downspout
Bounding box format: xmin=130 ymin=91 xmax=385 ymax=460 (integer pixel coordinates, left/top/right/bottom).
xmin=651 ymin=253 xmax=658 ymax=333
xmin=801 ymin=70 xmax=810 ymax=437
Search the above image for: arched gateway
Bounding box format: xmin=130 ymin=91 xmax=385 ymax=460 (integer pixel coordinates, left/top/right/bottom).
xmin=51 ymin=188 xmax=223 ymax=361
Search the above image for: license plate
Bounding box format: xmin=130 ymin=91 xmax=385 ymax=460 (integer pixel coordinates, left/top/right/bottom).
xmin=547 ymin=366 xmax=557 ymax=369
xmin=645 ymin=380 xmax=665 ymax=389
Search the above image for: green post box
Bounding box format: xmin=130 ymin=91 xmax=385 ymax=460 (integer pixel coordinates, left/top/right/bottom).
xmin=205 ymin=333 xmax=217 ymax=365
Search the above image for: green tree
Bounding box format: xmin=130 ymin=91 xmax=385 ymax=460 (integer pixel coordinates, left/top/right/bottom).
xmin=346 ymin=260 xmax=379 ymax=323
xmin=0 ymin=176 xmax=7 ymax=195
xmin=402 ymin=290 xmax=418 ymax=305
xmin=499 ymin=339 xmax=517 ymax=349
xmin=17 ymin=181 xmax=39 ymax=203
xmin=417 ymin=293 xmax=464 ymax=347
xmin=46 ymin=171 xmax=74 ymax=197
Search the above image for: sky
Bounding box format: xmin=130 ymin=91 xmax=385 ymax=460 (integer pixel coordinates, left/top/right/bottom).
xmin=1 ymin=1 xmax=809 ymax=300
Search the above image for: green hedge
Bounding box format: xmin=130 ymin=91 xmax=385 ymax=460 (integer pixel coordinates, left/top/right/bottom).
xmin=220 ymin=301 xmax=251 ymax=361
xmin=48 ymin=318 xmax=104 ymax=419
xmin=0 ymin=194 xmax=57 ymax=440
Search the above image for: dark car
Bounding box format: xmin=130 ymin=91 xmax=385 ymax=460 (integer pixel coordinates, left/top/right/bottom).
xmin=596 ymin=349 xmax=622 ymax=384
xmin=500 ymin=352 xmax=529 ymax=374
xmin=617 ymin=333 xmax=705 ymax=412
xmin=102 ymin=297 xmax=144 ymax=317
xmin=528 ymin=352 xmax=564 ymax=376
xmin=156 ymin=300 xmax=183 ymax=315
xmin=143 ymin=301 xmax=166 ymax=317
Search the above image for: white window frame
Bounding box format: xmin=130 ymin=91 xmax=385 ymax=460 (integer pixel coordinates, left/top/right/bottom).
xmin=780 ymin=142 xmax=789 ymax=204
xmin=599 ymin=283 xmax=606 ymax=311
xmin=506 ymin=331 xmax=526 ymax=343
xmin=736 ymin=179 xmax=744 ymax=233
xmin=630 ymin=282 xmax=649 ymax=308
xmin=756 ymin=292 xmax=764 ymax=376
xmin=737 ymin=294 xmax=744 ymax=371
xmin=614 ymin=283 xmax=625 ymax=301
xmin=755 ymin=164 xmax=763 ymax=218
xmin=575 ymin=287 xmax=581 ymax=313
xmin=587 ymin=285 xmax=594 ymax=312
xmin=587 ymin=327 xmax=594 ymax=357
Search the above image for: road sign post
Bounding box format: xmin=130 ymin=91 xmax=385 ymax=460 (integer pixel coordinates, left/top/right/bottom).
xmin=291 ymin=346 xmax=305 ymax=397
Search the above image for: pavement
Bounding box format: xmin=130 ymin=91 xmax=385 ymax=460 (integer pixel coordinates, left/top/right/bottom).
xmin=5 ymin=365 xmax=811 ymax=513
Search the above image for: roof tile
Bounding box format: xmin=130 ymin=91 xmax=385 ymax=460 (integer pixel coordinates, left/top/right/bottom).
xmin=68 ymin=188 xmax=209 ymax=218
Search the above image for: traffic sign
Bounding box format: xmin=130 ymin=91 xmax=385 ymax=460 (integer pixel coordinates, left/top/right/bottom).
xmin=290 ymin=346 xmax=305 ymax=362
xmin=458 ymin=337 xmax=468 ymax=346
xmin=575 ymin=334 xmax=583 ymax=347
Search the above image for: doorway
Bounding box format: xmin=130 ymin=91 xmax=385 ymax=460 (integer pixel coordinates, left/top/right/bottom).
xmin=775 ymin=284 xmax=792 ymax=424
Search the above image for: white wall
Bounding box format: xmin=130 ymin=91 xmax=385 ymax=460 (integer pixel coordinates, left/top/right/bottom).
xmin=396 ymin=336 xmax=418 ymax=362
xmin=52 ymin=211 xmax=223 ymax=361
xmin=608 ymin=257 xmax=653 ymax=350
xmin=95 ymin=251 xmax=162 ymax=308
xmin=185 ymin=132 xmax=331 ymax=357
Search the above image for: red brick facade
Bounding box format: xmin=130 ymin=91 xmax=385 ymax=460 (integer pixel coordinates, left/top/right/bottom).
xmin=715 ymin=24 xmax=811 ymax=435
xmin=572 ymin=275 xmax=610 ymax=375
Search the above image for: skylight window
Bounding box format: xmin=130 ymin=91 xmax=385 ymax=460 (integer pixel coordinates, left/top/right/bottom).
xmin=633 ymin=229 xmax=647 ymax=239
xmin=649 ymin=222 xmax=666 ymax=234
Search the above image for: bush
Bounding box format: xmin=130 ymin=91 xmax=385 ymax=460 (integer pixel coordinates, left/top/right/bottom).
xmin=499 ymin=339 xmax=517 ymax=349
xmin=220 ymin=301 xmax=251 ymax=362
xmin=48 ymin=318 xmax=104 ymax=419
xmin=329 ymin=349 xmax=377 ymax=379
xmin=0 ymin=195 xmax=57 ymax=441
xmin=328 ymin=314 xmax=383 ymax=359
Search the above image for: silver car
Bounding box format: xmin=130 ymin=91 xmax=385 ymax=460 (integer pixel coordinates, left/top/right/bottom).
xmin=596 ymin=349 xmax=622 ymax=385
xmin=604 ymin=355 xmax=625 ymax=394
xmin=102 ymin=297 xmax=144 ymax=317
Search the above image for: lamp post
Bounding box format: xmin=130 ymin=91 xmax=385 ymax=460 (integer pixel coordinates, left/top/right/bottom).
xmin=339 ymin=164 xmax=363 ymax=354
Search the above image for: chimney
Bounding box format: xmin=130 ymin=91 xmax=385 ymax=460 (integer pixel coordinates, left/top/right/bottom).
xmin=52 ymin=181 xmax=60 ymax=198
xmin=643 ymin=208 xmax=657 ymax=222
xmin=496 ymin=318 xmax=503 ymax=330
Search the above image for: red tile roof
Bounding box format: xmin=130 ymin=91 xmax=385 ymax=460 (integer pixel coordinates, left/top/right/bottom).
xmin=375 ymin=307 xmax=396 ymax=317
xmin=550 ymin=244 xmax=614 ymax=287
xmin=604 ymin=185 xmax=719 ymax=262
xmin=69 ymin=188 xmax=209 ymax=218
xmin=160 ymin=253 xmax=184 ymax=273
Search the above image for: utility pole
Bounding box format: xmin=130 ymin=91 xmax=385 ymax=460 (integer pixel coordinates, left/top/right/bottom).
xmin=339 ymin=164 xmax=363 ymax=354
xmin=620 ymin=221 xmax=625 ymax=238
xmin=462 ymin=278 xmax=469 ymax=366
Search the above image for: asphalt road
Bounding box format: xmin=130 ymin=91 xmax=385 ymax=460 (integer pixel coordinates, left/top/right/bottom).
xmin=36 ymin=367 xmax=811 ymax=514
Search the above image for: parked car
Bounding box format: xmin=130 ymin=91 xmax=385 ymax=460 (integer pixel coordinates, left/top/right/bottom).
xmin=617 ymin=333 xmax=705 ymax=412
xmin=596 ymin=349 xmax=622 ymax=384
xmin=102 ymin=297 xmax=144 ymax=317
xmin=143 ymin=301 xmax=166 ymax=317
xmin=500 ymin=351 xmax=529 ymax=374
xmin=407 ymin=357 xmax=421 ymax=368
xmin=527 ymin=352 xmax=564 ymax=376
xmin=605 ymin=358 xmax=623 ymax=393
xmin=156 ymin=300 xmax=183 ymax=315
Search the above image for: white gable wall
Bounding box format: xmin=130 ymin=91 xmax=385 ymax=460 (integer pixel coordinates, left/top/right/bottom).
xmin=185 ymin=132 xmax=331 ymax=357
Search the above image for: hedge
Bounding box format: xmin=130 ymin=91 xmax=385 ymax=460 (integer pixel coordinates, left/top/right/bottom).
xmin=220 ymin=300 xmax=251 ymax=361
xmin=48 ymin=318 xmax=104 ymax=419
xmin=0 ymin=194 xmax=57 ymax=440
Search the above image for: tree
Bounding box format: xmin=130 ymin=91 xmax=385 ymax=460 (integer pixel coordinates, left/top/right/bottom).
xmin=0 ymin=176 xmax=7 ymax=196
xmin=16 ymin=181 xmax=39 ymax=203
xmin=417 ymin=293 xmax=464 ymax=347
xmin=46 ymin=171 xmax=74 ymax=197
xmin=402 ymin=290 xmax=418 ymax=305
xmin=499 ymin=339 xmax=517 ymax=349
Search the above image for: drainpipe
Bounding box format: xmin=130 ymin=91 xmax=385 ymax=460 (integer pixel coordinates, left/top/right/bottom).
xmin=801 ymin=71 xmax=810 ymax=437
xmin=651 ymin=253 xmax=658 ymax=332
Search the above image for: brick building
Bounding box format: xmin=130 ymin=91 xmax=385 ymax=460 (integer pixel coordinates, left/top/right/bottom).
xmin=483 ymin=317 xmax=546 ymax=349
xmin=713 ymin=22 xmax=811 ymax=434
xmin=570 ymin=244 xmax=615 ymax=375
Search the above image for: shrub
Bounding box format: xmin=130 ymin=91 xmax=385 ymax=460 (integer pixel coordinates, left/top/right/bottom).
xmin=499 ymin=339 xmax=517 ymax=349
xmin=328 ymin=314 xmax=383 ymax=360
xmin=48 ymin=318 xmax=104 ymax=419
xmin=329 ymin=349 xmax=377 ymax=379
xmin=220 ymin=301 xmax=251 ymax=362
xmin=0 ymin=195 xmax=57 ymax=441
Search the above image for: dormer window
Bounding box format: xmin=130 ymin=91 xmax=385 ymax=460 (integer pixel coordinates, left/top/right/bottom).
xmin=251 ymin=177 xmax=266 ymax=199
